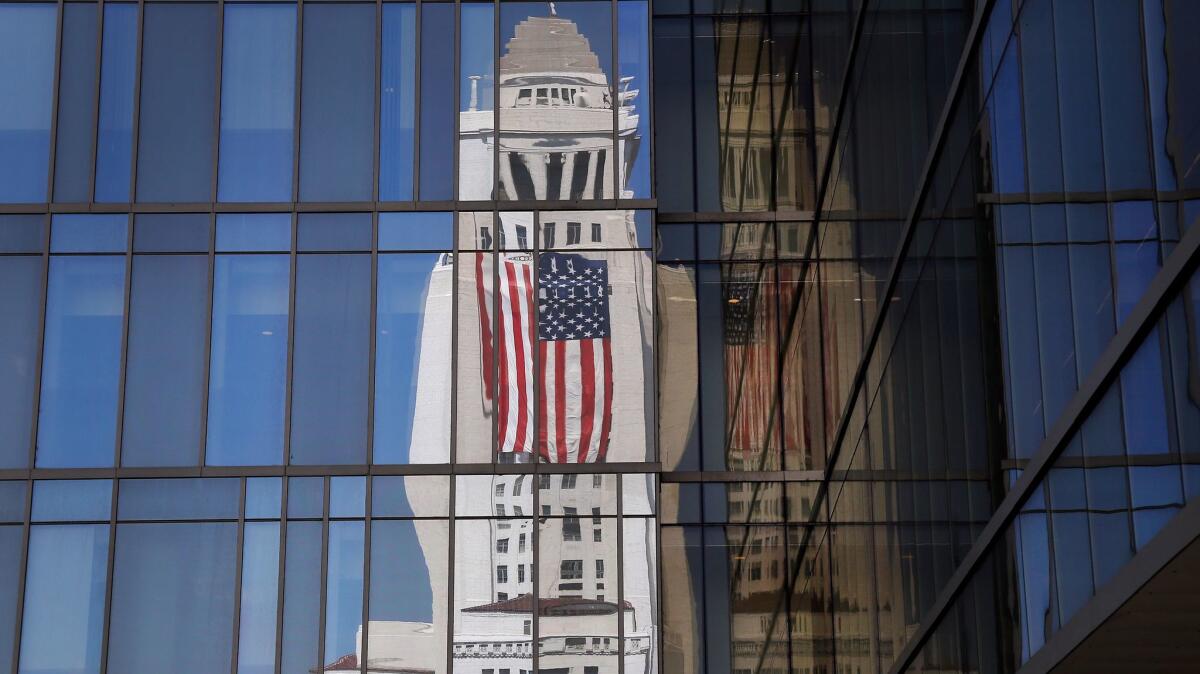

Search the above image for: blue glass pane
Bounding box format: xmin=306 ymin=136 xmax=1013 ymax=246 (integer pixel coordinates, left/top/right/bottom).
xmin=375 ymin=253 xmax=448 ymax=464
xmin=118 ymin=478 xmax=240 ymax=520
xmin=329 ymin=476 xmax=365 ymax=518
xmin=652 ymin=18 xmax=693 ymax=211
xmin=216 ymin=213 xmax=291 ymax=252
xmin=0 ymin=214 xmax=44 ymax=253
xmin=371 ymin=475 xmax=449 ymax=517
xmin=457 ymin=2 xmax=493 ymax=200
xmin=245 ymin=477 xmax=282 ymax=519
xmin=122 ymin=255 xmax=208 ymax=466
xmin=0 ymin=526 xmax=18 ymax=668
xmin=94 ymin=3 xmax=137 ymax=203
xmin=289 ymin=254 xmax=371 ymax=464
xmin=50 ymin=214 xmax=128 ymax=253
xmin=107 ymin=523 xmax=238 ymax=674
xmin=378 ymin=212 xmax=452 ymax=250
xmin=325 ymin=521 xmax=364 ymax=666
xmin=219 ymin=3 xmax=296 ymax=202
xmin=237 ymin=521 xmax=280 ymax=674
xmin=18 ymin=524 xmax=109 ymax=674
xmin=1052 ymin=0 xmax=1104 ymax=192
xmin=37 ymin=256 xmax=125 ymax=468
xmin=0 ymin=256 xmax=41 ymax=468
xmin=1112 ymin=201 xmax=1158 ymax=241
xmin=0 ymin=482 xmax=24 ymax=522
xmin=136 ymin=3 xmax=219 ymax=202
xmin=1093 ymin=1 xmax=1152 ymax=191
xmin=206 ymin=255 xmax=289 ymax=466
xmin=280 ymin=521 xmax=321 ymax=674
xmin=0 ymin=3 xmax=56 ymax=203
xmin=299 ymin=3 xmax=375 ymax=201
xmin=379 ymin=3 xmax=416 ymax=201
xmin=297 ymin=212 xmax=372 ymax=252
xmin=619 ymin=0 xmax=651 ymax=199
xmin=32 ymin=480 xmax=112 ymax=522
xmin=133 ymin=213 xmax=210 ymax=252
xmin=286 ymin=477 xmax=323 ymax=519
xmin=419 ymin=3 xmax=454 ymax=200
xmin=53 ymin=3 xmax=99 ymax=202
xmin=367 ymin=520 xmax=446 ymax=665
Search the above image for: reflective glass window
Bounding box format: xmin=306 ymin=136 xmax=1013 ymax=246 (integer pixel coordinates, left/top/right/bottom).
xmin=0 ymin=525 xmax=17 ymax=668
xmin=18 ymin=524 xmax=109 ymax=674
xmin=457 ymin=2 xmax=494 ymax=200
xmin=53 ymin=3 xmax=99 ymax=202
xmin=50 ymin=213 xmax=128 ymax=253
xmin=0 ymin=255 xmax=42 ymax=467
xmin=418 ymin=2 xmax=454 ymax=200
xmin=37 ymin=256 xmax=125 ymax=468
xmin=237 ymin=521 xmax=280 ymax=674
xmin=299 ymin=3 xmax=375 ymax=201
xmin=206 ymin=254 xmax=290 ymax=465
xmin=121 ymin=254 xmax=208 ymax=466
xmin=136 ymin=3 xmax=219 ymax=202
xmin=106 ymin=522 xmax=238 ymax=673
xmin=94 ymin=3 xmax=138 ymax=203
xmin=289 ymin=254 xmax=371 ymax=464
xmin=117 ymin=478 xmax=240 ymax=520
xmin=324 ymin=521 xmax=364 ymax=666
xmin=453 ymin=518 xmax=533 ymax=670
xmin=379 ymin=2 xmax=417 ymax=201
xmin=280 ymin=521 xmax=322 ymax=674
xmin=0 ymin=3 xmax=56 ymax=203
xmin=245 ymin=477 xmax=283 ymax=520
xmin=286 ymin=477 xmax=324 ymax=519
xmin=219 ymin=3 xmax=297 ymax=202
xmin=133 ymin=213 xmax=210 ymax=253
xmin=329 ymin=476 xmax=365 ymax=518
xmin=378 ymin=212 xmax=452 ymax=251
xmin=216 ymin=212 xmax=291 ymax=252
xmin=371 ymin=476 xmax=450 ymax=518
xmin=297 ymin=212 xmax=372 ymax=252
xmin=375 ymin=253 xmax=450 ymax=463
xmin=0 ymin=482 xmax=25 ymax=522
xmin=0 ymin=213 xmax=44 ymax=253
xmin=31 ymin=480 xmax=112 ymax=522
xmin=368 ymin=519 xmax=448 ymax=672
xmin=619 ymin=0 xmax=651 ymax=199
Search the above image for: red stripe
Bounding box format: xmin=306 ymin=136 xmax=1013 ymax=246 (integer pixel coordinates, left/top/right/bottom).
xmin=537 ymin=340 xmax=549 ymax=461
xmin=495 ymin=267 xmax=510 ymax=453
xmin=475 ymin=253 xmax=493 ymax=400
xmin=578 ymin=339 xmax=597 ymax=463
xmin=507 ymin=262 xmax=530 ymax=453
xmin=597 ymin=338 xmax=613 ymax=462
xmin=555 ymin=340 xmax=567 ymax=464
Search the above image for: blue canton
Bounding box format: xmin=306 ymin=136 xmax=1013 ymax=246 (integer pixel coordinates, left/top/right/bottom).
xmin=538 ymin=252 xmax=610 ymax=341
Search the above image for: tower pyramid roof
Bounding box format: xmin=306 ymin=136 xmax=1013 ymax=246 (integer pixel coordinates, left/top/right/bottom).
xmin=499 ymin=16 xmax=603 ymax=77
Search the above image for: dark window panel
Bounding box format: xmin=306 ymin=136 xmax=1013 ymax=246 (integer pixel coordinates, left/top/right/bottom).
xmin=297 ymin=212 xmax=372 ymax=252
xmin=286 ymin=476 xmax=323 ymax=519
xmin=299 ymin=3 xmax=376 ymax=202
xmin=132 ymin=213 xmax=210 ymax=253
xmin=36 ymin=256 xmax=125 ymax=468
xmin=218 ymin=3 xmax=297 ymax=203
xmin=0 ymin=525 xmax=19 ymax=669
xmin=0 ymin=255 xmax=42 ymax=468
xmin=106 ymin=522 xmax=238 ymax=674
xmin=379 ymin=2 xmax=417 ymax=201
xmin=94 ymin=3 xmax=138 ymax=203
xmin=375 ymin=253 xmax=450 ymax=464
xmin=31 ymin=479 xmax=112 ymax=522
xmin=289 ymin=254 xmax=371 ymax=465
xmin=0 ymin=482 xmax=24 ymax=522
xmin=418 ymin=2 xmax=454 ymax=200
xmin=53 ymin=3 xmax=100 ymax=203
xmin=136 ymin=3 xmax=219 ymax=202
xmin=120 ymin=254 xmax=209 ymax=466
xmin=18 ymin=524 xmax=109 ymax=674
xmin=1093 ymin=1 xmax=1153 ymax=191
xmin=0 ymin=3 xmax=56 ymax=203
xmin=205 ymin=254 xmax=289 ymax=466
xmin=117 ymin=478 xmax=240 ymax=521
xmin=280 ymin=520 xmax=322 ymax=674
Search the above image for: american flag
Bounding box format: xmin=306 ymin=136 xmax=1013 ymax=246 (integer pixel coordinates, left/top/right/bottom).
xmin=475 ymin=251 xmax=613 ymax=463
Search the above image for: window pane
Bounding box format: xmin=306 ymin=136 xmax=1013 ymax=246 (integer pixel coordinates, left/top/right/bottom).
xmin=286 ymin=476 xmax=324 ymax=519
xmin=419 ymin=2 xmax=454 ymax=200
xmin=136 ymin=3 xmax=219 ymax=202
xmin=0 ymin=3 xmax=56 ymax=203
xmin=50 ymin=213 xmax=128 ymax=253
xmin=458 ymin=2 xmax=494 ymax=200
xmin=280 ymin=520 xmax=322 ymax=674
xmin=216 ymin=212 xmax=291 ymax=252
xmin=95 ymin=3 xmax=138 ymax=203
xmin=498 ymin=2 xmax=614 ymax=200
xmin=324 ymin=521 xmax=364 ymax=668
xmin=245 ymin=477 xmax=283 ymax=520
xmin=368 ymin=519 xmax=448 ymax=674
xmin=37 ymin=256 xmax=125 ymax=468
xmin=623 ymin=517 xmax=657 ymax=665
xmin=53 ymin=3 xmax=99 ymax=202
xmin=329 ymin=476 xmax=365 ymax=519
xmin=107 ymin=522 xmax=238 ymax=674
xmin=206 ymin=255 xmax=289 ymax=466
xmin=0 ymin=213 xmax=45 ymax=253
xmin=133 ymin=213 xmax=210 ymax=253
xmin=117 ymin=478 xmax=240 ymax=520
xmin=289 ymin=254 xmax=371 ymax=464
xmin=0 ymin=482 xmax=25 ymax=522
xmin=219 ymin=3 xmax=296 ymax=202
xmin=297 ymin=212 xmax=371 ymax=252
xmin=375 ymin=253 xmax=450 ymax=464
xmin=299 ymin=3 xmax=375 ymax=201
xmin=121 ymin=255 xmax=208 ymax=466
xmin=538 ymin=517 xmax=619 ymax=663
xmin=0 ymin=525 xmax=18 ymax=668
xmin=371 ymin=476 xmax=450 ymax=517
xmin=237 ymin=522 xmax=280 ymax=674
xmin=379 ymin=2 xmax=416 ymax=201
xmin=378 ymin=212 xmax=452 ymax=251
xmin=618 ymin=0 xmax=651 ymax=199
xmin=453 ymin=518 xmax=533 ymax=670
xmin=32 ymin=479 xmax=112 ymax=522
xmin=18 ymin=524 xmax=109 ymax=674
xmin=0 ymin=256 xmax=42 ymax=467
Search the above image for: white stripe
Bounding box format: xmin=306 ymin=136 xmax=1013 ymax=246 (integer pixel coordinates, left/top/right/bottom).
xmin=511 ymin=261 xmax=534 ymax=451
xmin=498 ymin=261 xmax=520 ymax=453
xmin=564 ymin=339 xmax=582 ymax=462
xmin=542 ymin=342 xmax=558 ymax=462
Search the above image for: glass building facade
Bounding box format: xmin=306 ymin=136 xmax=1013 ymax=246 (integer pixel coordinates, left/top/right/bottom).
xmin=0 ymin=1 xmax=1198 ymax=673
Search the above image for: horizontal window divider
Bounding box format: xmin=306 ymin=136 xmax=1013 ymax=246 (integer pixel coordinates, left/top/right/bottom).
xmin=978 ymin=187 xmax=1200 ymax=205
xmin=4 ymin=462 xmax=664 ymax=481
